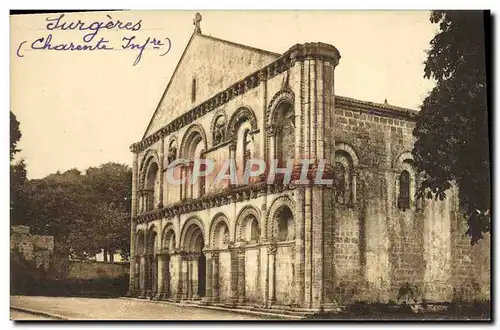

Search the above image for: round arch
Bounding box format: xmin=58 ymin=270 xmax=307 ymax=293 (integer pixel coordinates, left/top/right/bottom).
xmin=392 ymin=151 xmax=414 ymax=170
xmin=139 ymin=149 xmax=160 ymax=189
xmin=179 ymin=216 xmax=206 ymax=250
xmin=234 ymin=205 xmax=261 ymax=242
xmin=226 ymin=106 xmax=258 ymax=141
xmin=146 ymin=225 xmax=159 ymax=255
xmin=265 ymin=195 xmax=296 ymax=239
xmin=266 ymin=89 xmax=295 ymax=126
xmin=179 ymin=124 xmax=208 ymax=159
xmin=208 ymin=213 xmax=231 ymax=248
xmin=335 ymin=142 xmax=360 ymax=167
xmin=161 ymin=222 xmax=177 ymax=251
xmin=210 ymin=109 xmax=228 ymax=146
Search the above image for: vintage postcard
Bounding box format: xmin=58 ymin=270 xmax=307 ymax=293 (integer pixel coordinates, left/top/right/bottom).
xmin=10 ymin=10 xmax=491 ymax=321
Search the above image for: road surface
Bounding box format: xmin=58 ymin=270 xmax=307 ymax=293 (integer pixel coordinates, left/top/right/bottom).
xmin=10 ymin=296 xmax=266 ymax=320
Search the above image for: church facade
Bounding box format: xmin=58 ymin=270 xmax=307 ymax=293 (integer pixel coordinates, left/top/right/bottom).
xmin=127 ymin=16 xmax=489 ymax=311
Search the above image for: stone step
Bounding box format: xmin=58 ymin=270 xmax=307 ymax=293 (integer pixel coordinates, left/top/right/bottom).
xmin=123 ymin=297 xmax=312 ymax=320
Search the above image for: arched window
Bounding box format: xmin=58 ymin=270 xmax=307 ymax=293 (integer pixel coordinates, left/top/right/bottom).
xmin=144 ymin=162 xmax=159 ymax=212
xmin=334 ymin=150 xmax=354 ymax=207
xmin=276 ymin=206 xmax=294 ymax=242
xmin=213 ymin=115 xmax=226 ymax=146
xmin=242 ymin=129 xmax=252 ymax=171
xmin=249 ymin=218 xmax=259 ymax=242
xmin=167 ymin=141 xmax=177 ymax=164
xmin=191 ymin=78 xmax=197 ymax=103
xmin=180 ymin=126 xmax=206 ymax=200
xmin=334 ymin=162 xmax=347 ymax=204
xmin=274 ymin=102 xmax=295 ymax=165
xmin=398 ymin=170 xmax=411 ymax=211
xmin=234 ymin=121 xmax=253 ymax=181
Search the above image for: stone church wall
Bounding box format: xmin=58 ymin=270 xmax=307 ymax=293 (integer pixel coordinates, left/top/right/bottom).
xmin=332 ymin=105 xmax=489 ymax=303
xmin=130 ymin=34 xmax=489 ymax=309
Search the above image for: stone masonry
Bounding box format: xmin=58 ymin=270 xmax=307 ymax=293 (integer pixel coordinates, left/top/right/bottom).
xmin=126 ymin=15 xmax=490 ymax=311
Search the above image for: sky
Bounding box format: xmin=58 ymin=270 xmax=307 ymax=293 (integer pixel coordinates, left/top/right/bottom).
xmin=10 ymin=10 xmax=437 ymax=179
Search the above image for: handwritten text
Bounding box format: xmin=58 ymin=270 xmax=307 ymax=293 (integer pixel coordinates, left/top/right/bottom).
xmin=16 ymin=14 xmax=172 ymax=66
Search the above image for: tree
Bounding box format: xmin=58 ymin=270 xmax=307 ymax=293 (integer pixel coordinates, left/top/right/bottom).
xmin=10 ymin=111 xmax=28 ymax=225
xmin=10 ymin=160 xmax=28 ymax=224
xmin=10 ymin=111 xmax=21 ymax=161
xmin=84 ymin=163 xmax=132 ymax=260
xmin=412 ymin=11 xmax=490 ymax=244
xmin=23 ymin=164 xmax=132 ymax=260
xmin=24 ymin=169 xmax=100 ymax=258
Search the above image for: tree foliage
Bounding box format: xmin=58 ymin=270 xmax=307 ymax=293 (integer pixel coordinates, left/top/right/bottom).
xmin=10 ymin=111 xmax=21 ymax=161
xmin=10 ymin=111 xmax=132 ymax=260
xmin=10 ymin=111 xmax=28 ymax=225
xmin=413 ymin=11 xmax=490 ymax=244
xmin=15 ymin=164 xmax=132 ymax=260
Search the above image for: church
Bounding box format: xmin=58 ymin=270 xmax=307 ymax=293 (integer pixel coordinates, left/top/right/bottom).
xmin=127 ymin=14 xmax=489 ymax=312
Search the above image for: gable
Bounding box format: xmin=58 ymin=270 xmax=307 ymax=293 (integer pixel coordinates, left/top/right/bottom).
xmin=143 ymin=33 xmax=280 ymax=138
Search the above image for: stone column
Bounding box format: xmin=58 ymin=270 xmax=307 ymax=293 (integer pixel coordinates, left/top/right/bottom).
xmin=134 ymin=257 xmax=140 ymax=292
xmin=300 ymin=48 xmax=340 ymax=310
xmin=268 ymin=128 xmax=276 ymax=163
xmin=267 ymin=244 xmax=277 ymax=306
xmin=128 ymin=152 xmax=139 ymax=296
xmin=230 ymin=246 xmax=239 ymax=304
xmin=213 ymin=252 xmax=220 ymax=302
xmin=139 ymin=254 xmax=147 ymax=298
xmin=172 ymin=250 xmax=183 ymax=302
xmin=204 ymin=251 xmax=213 ymax=303
xmin=158 ymin=134 xmax=165 ymax=208
xmin=260 ymin=79 xmax=267 ymax=160
xmin=180 ymin=167 xmax=184 ymax=200
xmin=237 ymin=247 xmax=246 ymax=303
xmin=351 ymin=171 xmax=357 ymax=207
xmin=144 ymin=254 xmax=152 ymax=297
xmin=229 ymin=143 xmax=237 ymax=183
xmin=295 ymin=187 xmax=306 ymax=306
xmin=154 ymin=253 xmax=164 ymax=300
xmin=182 ymin=253 xmax=189 ymax=299
xmin=192 ymin=254 xmax=200 ymax=299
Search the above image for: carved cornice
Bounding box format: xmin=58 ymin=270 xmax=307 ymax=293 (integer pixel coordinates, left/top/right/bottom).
xmin=336 ymin=96 xmax=418 ymax=121
xmin=129 ymin=42 xmax=341 ymax=154
xmin=133 ymin=182 xmax=297 ymax=224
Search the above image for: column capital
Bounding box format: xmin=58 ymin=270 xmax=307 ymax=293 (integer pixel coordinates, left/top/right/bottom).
xmin=267 ymin=244 xmax=277 ymax=255
xmin=237 ymin=247 xmax=246 ymax=256
xmin=168 ymin=248 xmax=182 ymax=256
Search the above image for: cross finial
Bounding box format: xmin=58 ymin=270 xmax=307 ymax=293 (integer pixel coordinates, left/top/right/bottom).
xmin=193 ymin=12 xmax=202 ymax=34
xmin=384 ymin=98 xmax=388 ymax=105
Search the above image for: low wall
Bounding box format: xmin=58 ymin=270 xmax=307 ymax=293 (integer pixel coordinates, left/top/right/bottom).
xmin=67 ymin=261 xmax=129 ymax=280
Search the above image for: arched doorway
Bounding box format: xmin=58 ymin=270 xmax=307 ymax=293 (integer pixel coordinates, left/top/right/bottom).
xmin=182 ymin=222 xmax=206 ymax=299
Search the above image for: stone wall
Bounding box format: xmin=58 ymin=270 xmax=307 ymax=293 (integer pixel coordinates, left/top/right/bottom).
xmin=129 ymin=34 xmax=490 ymax=309
xmin=10 ymin=225 xmax=54 ymax=271
xmin=145 ymin=34 xmax=278 ymax=136
xmin=66 ymin=261 xmax=130 ymax=280
xmin=331 ymin=102 xmax=490 ymax=304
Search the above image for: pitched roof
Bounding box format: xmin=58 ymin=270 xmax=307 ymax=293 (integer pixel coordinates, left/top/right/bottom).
xmin=141 ymin=32 xmax=280 ymax=139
